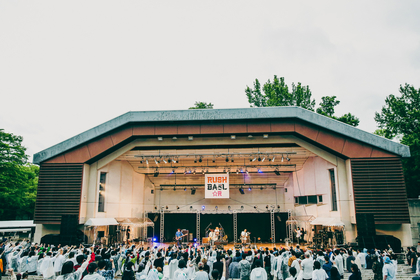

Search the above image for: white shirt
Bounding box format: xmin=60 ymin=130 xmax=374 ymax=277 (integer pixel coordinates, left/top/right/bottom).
xmin=250 ymin=267 xmax=267 ymax=280
xmin=301 ymin=258 xmax=313 ymax=280
xmin=312 ymin=269 xmax=329 ymax=280
xmin=383 ymin=263 xmax=396 ymax=280
xmin=54 ymin=254 xmax=66 ymax=272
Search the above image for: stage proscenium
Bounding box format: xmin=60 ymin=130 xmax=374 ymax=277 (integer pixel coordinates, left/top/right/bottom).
xmin=205 ymin=174 xmax=229 ymax=199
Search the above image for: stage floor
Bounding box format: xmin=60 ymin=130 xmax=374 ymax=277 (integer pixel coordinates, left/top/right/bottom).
xmin=135 ymin=241 xmax=306 ymax=250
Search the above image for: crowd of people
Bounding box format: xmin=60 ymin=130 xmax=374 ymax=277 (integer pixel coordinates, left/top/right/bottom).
xmin=1 ymin=239 xmax=420 ymax=280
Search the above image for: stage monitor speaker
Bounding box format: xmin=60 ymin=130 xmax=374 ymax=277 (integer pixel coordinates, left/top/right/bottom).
xmin=60 ymin=215 xmax=78 ymax=236
xmin=356 ymin=213 xmax=375 ymax=237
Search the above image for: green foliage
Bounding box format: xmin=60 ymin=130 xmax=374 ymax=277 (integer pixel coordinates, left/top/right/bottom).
xmin=245 ymin=76 xmax=359 ymax=126
xmin=375 ymin=83 xmax=420 ymax=198
xmin=0 ymin=129 xmax=39 ymax=220
xmin=189 ymin=102 xmax=214 ymax=109
xmin=245 ymin=76 xmax=316 ymax=111
xmin=316 ymin=96 xmax=360 ymax=127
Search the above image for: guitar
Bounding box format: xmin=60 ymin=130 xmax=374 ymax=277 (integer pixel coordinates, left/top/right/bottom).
xmin=176 ymin=234 xmax=188 ymax=240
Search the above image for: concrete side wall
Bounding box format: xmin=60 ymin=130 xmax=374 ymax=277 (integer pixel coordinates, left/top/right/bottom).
xmin=408 ymin=199 xmax=420 ymax=246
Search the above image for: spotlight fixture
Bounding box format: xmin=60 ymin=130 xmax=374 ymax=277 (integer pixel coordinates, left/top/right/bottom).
xmin=231 ymin=158 xmax=234 ymax=162
xmin=166 ymin=206 xmax=168 ymax=210
xmin=266 ymin=205 xmax=269 ymax=210
xmin=249 ymin=158 xmax=253 ymax=162
xmin=190 ymin=206 xmax=193 ymax=210
xmin=246 ymin=169 xmax=249 ymax=174
xmin=241 ymin=205 xmax=244 ymax=210
xmin=223 ymin=168 xmax=226 ymax=173
xmin=228 ymin=206 xmax=231 ymax=210
xmin=258 ymin=168 xmax=262 ymax=173
xmin=236 ymin=169 xmax=239 ymax=174
xmin=277 ymin=205 xmax=280 ymax=209
xmin=193 ymin=169 xmax=196 ymax=174
xmin=212 ymin=158 xmax=216 ymax=163
xmin=162 ymin=159 xmax=167 ymax=164
xmin=227 ymin=168 xmax=230 ymax=174
xmin=184 ymin=187 xmax=187 ymax=191
xmin=248 ymin=135 xmax=253 ymax=138
xmin=202 ymin=169 xmax=205 ymax=174
xmin=157 ymin=137 xmax=163 ymax=141
xmin=261 ymin=157 xmax=265 ymax=162
xmin=154 ymin=169 xmax=159 ymax=177
xmin=202 ymin=205 xmax=205 ymax=210
xmin=274 ymin=168 xmax=281 ymax=176
xmin=146 ymin=159 xmax=149 ymax=165
xmin=173 ymin=187 xmax=176 ymax=191
xmin=258 ymin=156 xmax=261 ymax=162
xmin=199 ymin=157 xmax=202 ymax=163
xmin=154 ymin=206 xmax=157 ymax=210
xmin=172 ymin=159 xmax=177 ymax=163
xmin=286 ymin=155 xmax=290 ymax=161
xmin=140 ymin=159 xmax=143 ymax=164
xmin=191 ymin=188 xmax=196 ymax=195
xmin=263 ymin=134 xmax=269 ymax=138
xmin=254 ymin=206 xmax=258 ymax=209
xmin=154 ymin=159 xmax=159 ymax=165
xmin=248 ymin=186 xmax=252 ymax=191
xmin=281 ymin=155 xmax=284 ymax=162
xmin=184 ymin=169 xmax=187 ymax=174
xmin=177 ymin=206 xmax=180 ymax=210
xmin=231 ymin=135 xmax=236 ymax=139
xmin=171 ymin=168 xmax=175 ymax=173
xmin=215 ymin=206 xmax=218 ymax=210
xmin=272 ymin=156 xmax=275 ymax=162
xmin=225 ymin=157 xmax=229 ymax=162
xmin=194 ymin=158 xmax=197 ymax=163
xmin=188 ymin=136 xmax=193 ymax=141
xmin=252 ymin=157 xmax=256 ymax=162
xmin=239 ymin=188 xmax=245 ymax=194
xmin=172 ymin=136 xmax=177 ymax=140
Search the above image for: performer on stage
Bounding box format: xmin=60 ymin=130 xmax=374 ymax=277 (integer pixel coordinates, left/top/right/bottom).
xmin=126 ymin=226 xmax=131 ymax=243
xmin=175 ymin=228 xmax=184 ymax=245
xmin=295 ymin=227 xmax=302 ymax=244
xmin=215 ymin=227 xmax=220 ymax=240
xmin=209 ymin=229 xmax=217 ymax=246
xmin=241 ymin=229 xmax=249 ymax=245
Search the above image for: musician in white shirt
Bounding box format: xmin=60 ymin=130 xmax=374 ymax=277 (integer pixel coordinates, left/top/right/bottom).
xmin=241 ymin=229 xmax=249 ymax=245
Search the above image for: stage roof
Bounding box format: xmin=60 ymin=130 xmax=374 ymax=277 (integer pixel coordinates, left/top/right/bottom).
xmin=33 ymin=107 xmax=410 ymax=164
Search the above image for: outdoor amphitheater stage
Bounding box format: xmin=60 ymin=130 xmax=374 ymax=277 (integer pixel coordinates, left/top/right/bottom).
xmin=130 ymin=242 xmax=307 ymax=251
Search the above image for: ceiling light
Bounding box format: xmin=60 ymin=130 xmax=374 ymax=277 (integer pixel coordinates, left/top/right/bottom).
xmin=146 ymin=159 xmax=149 ymax=165
xmin=157 ymin=137 xmax=163 ymax=141
xmin=173 ymin=187 xmax=176 ymax=191
xmin=239 ymin=188 xmax=244 ymax=194
xmin=188 ymin=136 xmax=193 ymax=141
xmin=172 ymin=136 xmax=177 ymax=140
xmin=281 ymin=155 xmax=284 ymax=162
xmin=162 ymin=159 xmax=167 ymax=164
xmin=261 ymin=157 xmax=265 ymax=162
xmin=154 ymin=159 xmax=159 ymax=165
xmin=225 ymin=157 xmax=229 ymax=162
xmin=231 ymin=135 xmax=236 ymax=139
xmin=263 ymin=134 xmax=269 ymax=138
xmin=258 ymin=157 xmax=261 ymax=162
xmin=248 ymin=135 xmax=253 ymax=138
xmin=199 ymin=157 xmax=202 ymax=163
xmin=272 ymin=156 xmax=275 ymax=162
xmin=236 ymin=169 xmax=239 ymax=174
xmin=184 ymin=187 xmax=187 ymax=191
xmin=252 ymin=157 xmax=256 ymax=162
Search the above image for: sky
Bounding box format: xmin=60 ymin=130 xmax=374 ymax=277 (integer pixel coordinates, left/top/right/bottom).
xmin=1 ymin=1 xmax=419 ymax=161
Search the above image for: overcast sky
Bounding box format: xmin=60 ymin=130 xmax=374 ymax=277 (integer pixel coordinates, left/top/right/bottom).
xmin=1 ymin=1 xmax=419 ymax=161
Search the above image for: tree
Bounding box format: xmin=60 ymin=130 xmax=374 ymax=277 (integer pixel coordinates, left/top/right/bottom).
xmin=374 ymin=83 xmax=420 ymax=198
xmin=189 ymin=101 xmax=214 ymax=109
xmin=0 ymin=129 xmax=39 ymax=220
xmin=316 ymin=96 xmax=360 ymax=127
xmin=245 ymin=76 xmax=359 ymax=126
xmin=245 ymin=76 xmax=316 ymax=110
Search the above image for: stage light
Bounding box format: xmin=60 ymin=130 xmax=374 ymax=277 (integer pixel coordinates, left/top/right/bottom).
xmin=172 ymin=159 xmax=177 ymax=163
xmin=266 ymin=205 xmax=269 ymax=210
xmin=166 ymin=206 xmax=168 ymax=210
xmin=146 ymin=159 xmax=149 ymax=165
xmin=172 ymin=136 xmax=177 ymax=140
xmin=173 ymin=187 xmax=176 ymax=191
xmin=239 ymin=188 xmax=244 ymax=194
xmin=248 ymin=135 xmax=253 ymax=138
xmin=202 ymin=169 xmax=205 ymax=174
xmin=272 ymin=156 xmax=275 ymax=162
xmin=246 ymin=169 xmax=249 ymax=174
xmin=206 ymin=169 xmax=209 ymax=173
xmin=274 ymin=169 xmax=281 ymax=176
xmin=231 ymin=135 xmax=236 ymax=139
xmin=194 ymin=238 xmax=197 ymax=242
xmin=231 ymin=158 xmax=234 ymax=162
xmin=140 ymin=160 xmax=143 ymax=164
xmin=277 ymin=205 xmax=280 ymax=209
xmin=241 ymin=205 xmax=244 ymax=210
xmin=236 ymin=169 xmax=239 ymax=174
xmin=160 ymin=187 xmax=163 ymax=191
xmin=171 ymin=169 xmax=175 ymax=174
xmin=240 ymin=168 xmax=243 ymax=173
xmin=163 ymin=159 xmax=167 ymax=164
xmin=194 ymin=158 xmax=197 ymax=163
xmin=260 ymin=186 xmax=263 ymax=190
xmin=154 ymin=169 xmax=159 ymax=177
xmin=249 ymin=158 xmax=252 ymax=162
xmin=199 ymin=157 xmax=202 ymax=163
xmin=252 ymin=157 xmax=256 ymax=162
xmin=223 ymin=168 xmax=226 ymax=173
xmin=258 ymin=168 xmax=263 ymax=173
xmin=153 ymin=237 xmax=157 ymax=242
xmin=281 ymin=155 xmax=284 ymax=162
xmin=193 ymin=169 xmax=196 ymax=174
xmin=248 ymin=187 xmax=252 ymax=191
xmin=228 ymin=206 xmax=231 ymax=210
xmin=286 ymin=155 xmax=290 ymax=161
xmin=225 ymin=157 xmax=229 ymax=162
xmin=154 ymin=159 xmax=159 ymax=165
xmin=202 ymin=205 xmax=205 ymax=210
xmin=215 ymin=206 xmax=218 ymax=210
xmin=158 ymin=137 xmax=163 ymax=141
xmin=262 ymin=157 xmax=265 ymax=162
xmin=154 ymin=206 xmax=157 ymax=210
xmin=190 ymin=206 xmax=193 ymax=210
xmin=263 ymin=134 xmax=269 ymax=138
xmin=184 ymin=187 xmax=187 ymax=191
xmin=191 ymin=188 xmax=196 ymax=195
xmin=184 ymin=169 xmax=187 ymax=175
xmin=188 ymin=136 xmax=193 ymax=141
xmin=258 ymin=157 xmax=261 ymax=162
xmin=227 ymin=168 xmax=230 ymax=174
xmin=212 ymin=158 xmax=216 ymax=163
xmin=254 ymin=206 xmax=258 ymax=209
xmin=177 ymin=206 xmax=180 ymax=210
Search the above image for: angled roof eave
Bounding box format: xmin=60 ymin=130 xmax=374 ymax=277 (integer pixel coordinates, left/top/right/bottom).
xmin=32 ymin=107 xmax=410 ymax=164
